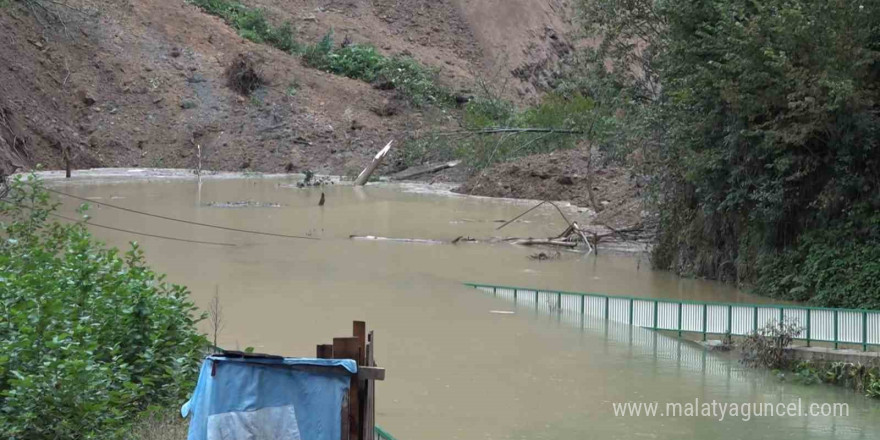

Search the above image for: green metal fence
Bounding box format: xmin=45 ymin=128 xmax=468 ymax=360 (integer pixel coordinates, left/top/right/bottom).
xmin=375 ymin=426 xmax=397 ymax=440
xmin=465 ymin=283 xmax=880 ymax=351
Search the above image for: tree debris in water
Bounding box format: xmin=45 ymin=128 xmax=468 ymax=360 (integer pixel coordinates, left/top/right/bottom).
xmin=351 ymin=220 xmax=649 ymax=255
xmin=203 ymin=201 xmax=282 ymax=208
xmin=354 ymin=140 xmax=392 ymax=186
xmin=389 ymin=160 xmax=460 ymax=181
xmin=529 ymin=251 xmax=561 ymax=261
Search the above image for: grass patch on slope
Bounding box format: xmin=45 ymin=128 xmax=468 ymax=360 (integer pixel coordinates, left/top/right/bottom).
xmin=190 ymin=0 xmax=298 ymax=52
xmin=190 ymin=1 xmax=451 ymax=106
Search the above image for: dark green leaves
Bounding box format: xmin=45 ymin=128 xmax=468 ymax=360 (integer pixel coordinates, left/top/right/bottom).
xmin=0 ymin=175 xmax=208 ymax=439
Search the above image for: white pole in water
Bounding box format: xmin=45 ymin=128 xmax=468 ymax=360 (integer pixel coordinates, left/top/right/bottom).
xmin=196 ymin=144 xmax=202 ymax=206
xmin=197 ymin=144 xmax=202 ymax=183
xmin=354 ymin=140 xmax=393 ymax=186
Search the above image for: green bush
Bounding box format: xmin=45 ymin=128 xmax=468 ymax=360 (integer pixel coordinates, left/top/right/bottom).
xmin=399 ymin=91 xmax=602 ymax=170
xmin=302 ymin=31 xmax=450 ymax=106
xmin=790 ymin=361 xmax=880 ymax=399
xmin=300 ymin=31 xmax=334 ymax=70
xmin=190 ymin=0 xmax=298 ymax=53
xmin=755 ymin=214 xmax=880 ymax=309
xmin=326 ymin=44 xmax=385 ymax=81
xmin=375 ymin=56 xmax=449 ymax=106
xmin=0 ymin=175 xmax=207 ymax=439
xmin=580 ymin=0 xmax=880 ymax=307
xmin=461 ymin=97 xmax=514 ymax=129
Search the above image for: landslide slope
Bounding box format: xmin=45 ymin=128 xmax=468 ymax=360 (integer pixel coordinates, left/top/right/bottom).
xmin=0 ymin=0 xmax=575 ymax=175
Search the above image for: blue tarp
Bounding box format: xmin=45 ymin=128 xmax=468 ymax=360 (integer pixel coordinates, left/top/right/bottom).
xmin=182 ymin=355 xmax=357 ymax=440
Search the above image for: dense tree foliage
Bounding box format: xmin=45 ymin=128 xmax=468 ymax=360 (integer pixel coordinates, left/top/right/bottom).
xmin=580 ymin=0 xmax=880 ymax=307
xmin=0 ymin=175 xmax=207 ymax=439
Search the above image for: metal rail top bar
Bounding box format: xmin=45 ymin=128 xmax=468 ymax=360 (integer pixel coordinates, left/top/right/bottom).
xmin=375 ymin=426 xmax=398 ymax=440
xmin=463 ymin=282 xmax=880 ymax=314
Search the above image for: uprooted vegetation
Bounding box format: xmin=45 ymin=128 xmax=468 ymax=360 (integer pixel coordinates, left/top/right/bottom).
xmin=740 ymin=320 xmax=880 ymax=399
xmin=740 ymin=319 xmax=803 ymax=370
xmin=224 ymin=53 xmax=265 ymax=96
xmin=788 ymin=360 xmax=880 ymax=399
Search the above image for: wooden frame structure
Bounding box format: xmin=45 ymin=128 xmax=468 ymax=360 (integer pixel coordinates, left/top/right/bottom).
xmin=317 ymin=321 xmax=385 ymax=440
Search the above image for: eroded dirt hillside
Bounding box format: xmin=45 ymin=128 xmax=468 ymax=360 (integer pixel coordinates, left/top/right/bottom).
xmin=0 ymin=0 xmax=576 ymax=176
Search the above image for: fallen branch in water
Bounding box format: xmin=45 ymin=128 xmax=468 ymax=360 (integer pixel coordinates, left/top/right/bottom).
xmin=350 ymin=235 xmax=445 ymax=245
xmin=508 ymin=238 xmax=578 ymax=248
xmin=349 ymin=222 xmax=649 ymax=255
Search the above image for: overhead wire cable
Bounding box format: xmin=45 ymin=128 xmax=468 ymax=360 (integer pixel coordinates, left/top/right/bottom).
xmin=46 ymin=188 xmax=319 ymax=240
xmin=1 ymin=199 xmax=236 ymax=247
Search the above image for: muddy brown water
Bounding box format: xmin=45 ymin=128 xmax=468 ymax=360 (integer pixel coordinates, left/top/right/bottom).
xmin=50 ymin=175 xmax=877 ymax=440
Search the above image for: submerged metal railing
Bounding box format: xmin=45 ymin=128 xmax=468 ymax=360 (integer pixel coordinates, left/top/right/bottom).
xmin=375 ymin=426 xmax=397 ymax=440
xmin=465 ymin=283 xmax=880 ymax=350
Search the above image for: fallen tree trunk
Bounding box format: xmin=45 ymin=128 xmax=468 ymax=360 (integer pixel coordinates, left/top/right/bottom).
xmin=350 ymin=235 xmax=445 ymax=245
xmin=349 ymin=221 xmax=651 ymax=254
xmin=509 ymin=238 xmax=578 ymax=247
xmin=388 ymin=160 xmax=461 ymax=180
xmin=354 ymin=140 xmax=393 ymax=186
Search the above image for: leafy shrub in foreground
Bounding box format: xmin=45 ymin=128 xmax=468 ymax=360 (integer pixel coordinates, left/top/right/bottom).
xmin=0 ymin=175 xmax=207 ymax=439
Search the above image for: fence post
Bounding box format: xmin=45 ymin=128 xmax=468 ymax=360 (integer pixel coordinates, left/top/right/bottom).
xmin=514 ymin=289 xmax=517 ymax=303
xmin=863 ymin=312 xmax=868 ymax=352
xmin=702 ymin=304 xmax=708 ymax=341
xmin=581 ymin=295 xmax=585 ymax=316
xmin=493 ymin=286 xmax=496 ymax=297
xmin=629 ymin=298 xmax=634 ymax=325
xmin=806 ymin=309 xmax=811 ymax=347
xmin=557 ymin=292 xmax=562 ymax=313
xmin=605 ymin=296 xmax=610 ymax=320
xmin=536 ymin=291 xmax=539 ymax=311
xmin=779 ymin=307 xmax=784 ymax=325
xmin=753 ymin=307 xmax=759 ymax=333
xmin=677 ymin=302 xmax=683 ymax=337
xmin=653 ymin=300 xmax=658 ymax=329
xmin=727 ymin=304 xmax=732 ymax=335
xmin=833 ymin=310 xmax=839 ymax=349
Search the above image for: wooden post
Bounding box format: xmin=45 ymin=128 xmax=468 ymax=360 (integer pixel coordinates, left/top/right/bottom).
xmin=833 ymin=310 xmax=839 ymax=349
xmin=352 ymin=321 xmax=367 ymax=440
xmin=334 ymin=337 xmax=361 ymax=440
xmin=806 ymin=309 xmax=811 ymax=347
xmin=353 ymin=321 xmax=366 ymax=365
xmin=316 ymin=344 xmax=334 ymax=359
xmin=354 ymin=141 xmax=392 ymax=186
xmin=677 ymin=302 xmax=683 ymax=337
xmin=63 ymin=145 xmax=71 ymax=178
xmin=362 ymin=331 xmax=376 ymax=440
xmin=702 ymin=304 xmax=708 ymax=341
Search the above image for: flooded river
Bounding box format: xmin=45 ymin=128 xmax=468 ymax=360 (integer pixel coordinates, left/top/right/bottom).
xmin=50 ymin=173 xmax=877 ymax=440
